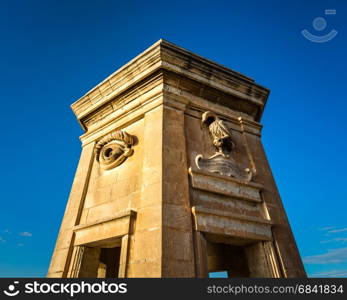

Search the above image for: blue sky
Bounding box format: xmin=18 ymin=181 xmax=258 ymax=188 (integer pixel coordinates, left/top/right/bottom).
xmin=0 ymin=0 xmax=346 ymax=277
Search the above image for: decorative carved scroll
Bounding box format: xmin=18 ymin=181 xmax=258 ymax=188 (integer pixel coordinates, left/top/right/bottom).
xmin=196 ymin=111 xmax=252 ymax=181
xmin=94 ymin=130 xmax=136 ymax=170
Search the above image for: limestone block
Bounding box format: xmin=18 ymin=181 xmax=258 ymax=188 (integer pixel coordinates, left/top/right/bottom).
xmin=136 ymin=206 xmax=161 ymax=231
xmin=131 ymin=228 xmax=161 ymax=261
xmin=47 ymin=247 xmax=71 ymax=275
xmin=162 ymin=203 xmax=192 ymax=230
xmin=163 ymin=227 xmax=193 ymax=262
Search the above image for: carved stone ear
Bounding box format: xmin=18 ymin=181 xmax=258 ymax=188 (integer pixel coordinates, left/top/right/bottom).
xmin=94 ymin=130 xmax=136 ymax=170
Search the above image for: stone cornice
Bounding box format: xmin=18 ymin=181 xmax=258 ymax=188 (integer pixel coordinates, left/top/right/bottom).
xmin=71 ymin=39 xmax=269 ymax=130
xmin=73 ymin=209 xmax=136 ymax=232
xmin=192 ymin=206 xmax=272 ymax=225
xmin=191 ymin=205 xmax=272 ymax=241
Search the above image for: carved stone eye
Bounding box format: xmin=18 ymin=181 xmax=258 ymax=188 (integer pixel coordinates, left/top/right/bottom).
xmin=104 ymin=148 xmax=113 ymax=158
xmin=94 ymin=131 xmax=136 ymax=170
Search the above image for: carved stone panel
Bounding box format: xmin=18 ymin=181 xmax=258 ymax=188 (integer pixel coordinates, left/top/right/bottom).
xmin=94 ymin=130 xmax=136 ymax=170
xmin=196 ymin=111 xmax=252 ymax=181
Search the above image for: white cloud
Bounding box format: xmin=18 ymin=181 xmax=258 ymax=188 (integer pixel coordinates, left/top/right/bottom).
xmin=334 ymin=238 xmax=347 ymax=243
xmin=319 ymin=226 xmax=336 ymax=231
xmin=319 ymin=240 xmax=333 ymax=244
xmin=318 ymin=226 xmax=347 ymax=234
xmin=328 ymin=227 xmax=347 ymax=233
xmin=303 ymin=247 xmax=347 ymax=264
xmin=320 ymin=238 xmax=347 ymax=244
xmin=310 ymin=269 xmax=347 ymax=278
xmin=19 ymin=232 xmax=32 ymax=237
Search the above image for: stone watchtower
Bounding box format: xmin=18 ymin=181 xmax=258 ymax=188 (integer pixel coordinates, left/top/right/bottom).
xmin=47 ymin=40 xmax=306 ymax=278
